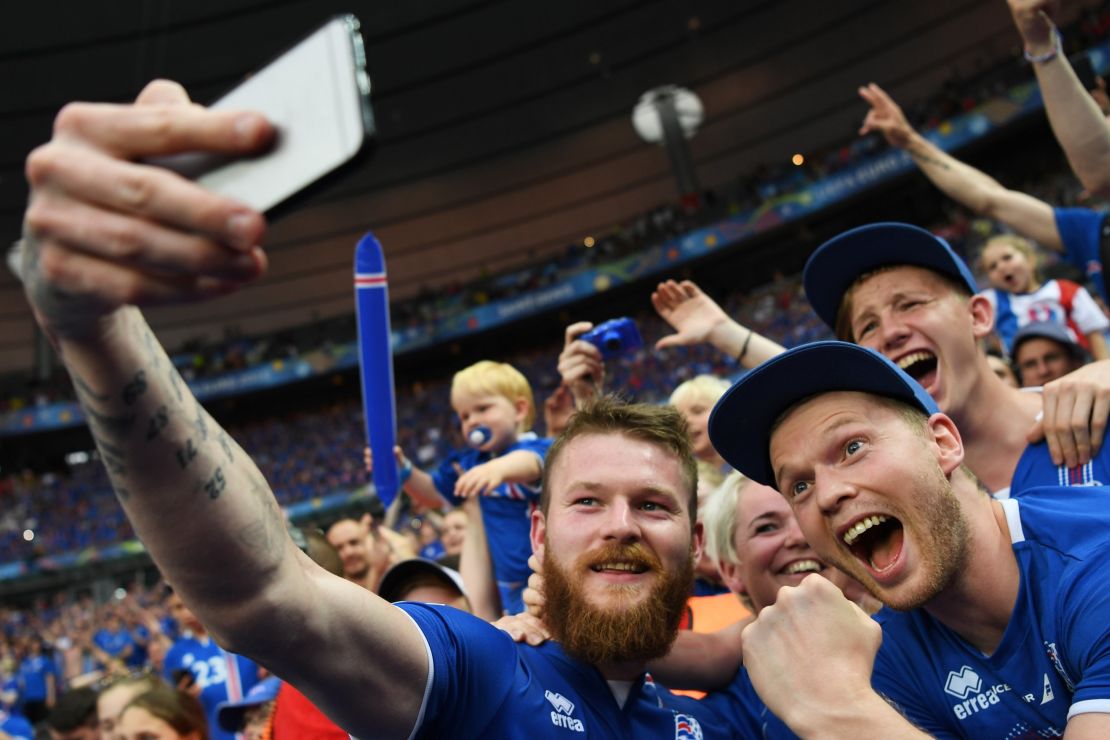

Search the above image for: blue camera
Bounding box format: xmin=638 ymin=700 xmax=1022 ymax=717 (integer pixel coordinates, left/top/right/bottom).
xmin=580 ymin=318 xmax=644 ymax=360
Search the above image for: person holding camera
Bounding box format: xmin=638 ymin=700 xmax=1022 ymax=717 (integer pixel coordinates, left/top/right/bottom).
xmin=367 ymin=360 xmax=551 ymax=615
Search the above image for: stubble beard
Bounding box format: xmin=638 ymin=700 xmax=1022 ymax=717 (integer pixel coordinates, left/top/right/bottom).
xmin=543 ymin=541 xmax=694 ymax=666
xmin=829 ymin=461 xmax=970 ymax=612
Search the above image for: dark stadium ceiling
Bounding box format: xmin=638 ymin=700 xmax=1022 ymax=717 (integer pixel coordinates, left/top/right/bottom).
xmin=0 ymin=0 xmax=1050 ymax=372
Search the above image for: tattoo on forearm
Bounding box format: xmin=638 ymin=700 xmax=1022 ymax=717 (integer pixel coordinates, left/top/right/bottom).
xmin=99 ymin=440 xmax=127 ymax=476
xmin=176 ymin=439 xmax=198 ymax=470
xmin=139 ymin=324 xmax=163 ymax=372
xmin=194 ymin=408 xmax=209 ymax=441
xmin=146 ymin=406 xmax=169 ymax=441
xmin=908 ymin=145 xmax=952 ymax=171
xmin=83 ymin=404 xmax=136 ymax=441
xmin=167 ymin=367 xmax=184 ymax=403
xmin=236 ymin=471 xmax=285 ymax=559
xmin=122 ymin=370 xmax=148 ymax=406
xmin=70 ymin=371 xmax=110 ymax=403
xmin=202 ymin=467 xmax=226 ymax=500
xmin=217 ymin=431 xmax=235 ymax=463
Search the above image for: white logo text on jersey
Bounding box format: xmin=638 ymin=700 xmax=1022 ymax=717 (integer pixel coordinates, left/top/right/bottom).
xmin=943 ymin=665 xmax=1012 ymax=720
xmin=545 ymin=690 xmax=584 ymax=733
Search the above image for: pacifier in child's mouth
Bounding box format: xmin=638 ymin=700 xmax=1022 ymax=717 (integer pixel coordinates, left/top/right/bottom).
xmin=467 ymin=426 xmax=492 ymax=448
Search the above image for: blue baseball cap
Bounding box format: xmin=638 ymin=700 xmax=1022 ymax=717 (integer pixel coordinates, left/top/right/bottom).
xmin=803 ymin=222 xmax=979 ymax=331
xmin=708 ymin=341 xmax=939 ymax=488
xmin=216 ymin=676 xmax=281 ymax=732
xmin=1011 ymin=320 xmax=1085 ymax=360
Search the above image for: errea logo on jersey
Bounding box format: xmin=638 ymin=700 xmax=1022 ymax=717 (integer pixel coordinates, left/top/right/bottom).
xmin=943 ymin=666 xmax=1012 ymax=720
xmin=545 ymin=690 xmax=584 ymax=733
xmin=944 ymin=666 xmax=981 ymax=699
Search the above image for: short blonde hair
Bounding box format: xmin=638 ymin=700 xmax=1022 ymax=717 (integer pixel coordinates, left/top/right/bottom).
xmin=700 ymin=471 xmax=750 ymax=567
xmin=669 ymin=375 xmax=732 ymax=409
xmin=979 ymin=234 xmax=1040 ymax=278
xmin=451 ymin=360 xmax=536 ymax=431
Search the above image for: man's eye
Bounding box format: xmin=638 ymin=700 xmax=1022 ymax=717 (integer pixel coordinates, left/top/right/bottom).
xmin=790 ymin=481 xmax=810 ymax=497
xmin=574 ymin=497 xmax=597 ymax=506
xmin=856 ymin=321 xmax=877 ymax=338
xmin=846 ymin=439 xmax=864 ymax=456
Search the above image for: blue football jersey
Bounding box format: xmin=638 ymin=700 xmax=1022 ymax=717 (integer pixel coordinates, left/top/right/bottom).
xmin=399 ymin=602 xmax=739 ymax=738
xmin=1008 ymin=439 xmax=1110 ymax=498
xmin=871 ymin=487 xmax=1110 ymax=737
xmin=434 ymin=433 xmax=552 ymax=614
xmin=163 ymin=634 xmax=260 ymax=740
xmin=1054 ymin=207 xmax=1108 ymax=303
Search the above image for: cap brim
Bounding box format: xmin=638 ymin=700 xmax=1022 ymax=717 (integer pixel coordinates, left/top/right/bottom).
xmin=215 ymin=679 xmax=281 ymax=732
xmin=708 ymin=341 xmax=938 ymax=487
xmin=803 ymin=222 xmax=978 ymax=330
xmin=378 ymin=559 xmax=467 ymax=603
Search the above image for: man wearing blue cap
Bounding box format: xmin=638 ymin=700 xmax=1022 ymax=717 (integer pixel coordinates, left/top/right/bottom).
xmin=803 ymin=221 xmax=1110 ymax=497
xmin=1013 ymin=320 xmax=1089 ymax=388
xmin=708 ymin=340 xmax=1110 ymax=738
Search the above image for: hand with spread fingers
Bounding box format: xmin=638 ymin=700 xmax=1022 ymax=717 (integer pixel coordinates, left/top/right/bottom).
xmin=857 ymin=82 xmax=916 ymax=149
xmin=651 ymin=278 xmax=783 ymax=366
xmin=652 ymin=279 xmax=730 ymax=350
xmin=21 ymin=79 xmax=275 ymax=342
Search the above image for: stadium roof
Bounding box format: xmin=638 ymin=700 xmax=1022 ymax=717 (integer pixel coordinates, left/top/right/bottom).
xmin=0 ymin=0 xmax=1039 ymax=372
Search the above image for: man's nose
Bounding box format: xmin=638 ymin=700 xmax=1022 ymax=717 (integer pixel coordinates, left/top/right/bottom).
xmin=599 ymin=499 xmax=641 ymax=543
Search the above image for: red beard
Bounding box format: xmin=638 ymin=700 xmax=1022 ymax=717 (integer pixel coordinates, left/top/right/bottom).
xmin=543 ymin=541 xmax=694 ymax=666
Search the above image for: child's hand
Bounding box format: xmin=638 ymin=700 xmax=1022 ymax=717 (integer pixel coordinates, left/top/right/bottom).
xmin=364 ymin=446 xmax=410 ymax=475
xmin=454 ymin=460 xmax=504 ymax=498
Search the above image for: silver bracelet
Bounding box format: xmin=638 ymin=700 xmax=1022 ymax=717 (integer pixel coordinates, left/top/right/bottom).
xmin=1024 ymin=28 xmax=1062 ymax=64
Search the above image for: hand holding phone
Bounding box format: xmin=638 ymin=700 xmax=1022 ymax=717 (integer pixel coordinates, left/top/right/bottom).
xmin=154 ymin=14 xmax=375 ymax=214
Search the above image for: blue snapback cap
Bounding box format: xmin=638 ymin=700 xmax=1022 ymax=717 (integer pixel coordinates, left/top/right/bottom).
xmin=216 ymin=676 xmax=282 ymax=732
xmin=708 ymin=341 xmax=939 ymax=488
xmin=803 ymin=222 xmax=979 ymax=331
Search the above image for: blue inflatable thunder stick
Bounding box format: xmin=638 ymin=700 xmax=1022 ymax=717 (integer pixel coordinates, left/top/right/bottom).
xmin=354 ymin=233 xmax=400 ymax=506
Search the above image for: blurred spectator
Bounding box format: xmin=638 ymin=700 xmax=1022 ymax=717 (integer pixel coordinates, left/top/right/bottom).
xmin=45 ymin=686 xmax=97 ymax=740
xmin=1012 ymin=320 xmax=1090 ymax=386
xmin=116 ymin=683 xmax=207 ymax=740
xmin=161 ymin=593 xmax=259 ymax=740
xmin=215 ymin=676 xmax=280 ymax=740
xmin=97 ymin=673 xmax=162 ymax=739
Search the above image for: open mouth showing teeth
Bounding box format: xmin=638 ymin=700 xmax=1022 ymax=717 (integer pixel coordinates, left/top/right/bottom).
xmin=781 ymin=559 xmax=823 ymax=575
xmin=842 ymin=515 xmax=904 ymax=573
xmin=896 ymin=351 xmax=937 ymax=384
xmin=591 ymin=562 xmax=648 ymax=574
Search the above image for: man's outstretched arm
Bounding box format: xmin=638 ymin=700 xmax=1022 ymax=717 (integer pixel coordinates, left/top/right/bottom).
xmin=858 ymin=82 xmax=1063 ymax=251
xmin=21 ymin=80 xmax=428 ymax=739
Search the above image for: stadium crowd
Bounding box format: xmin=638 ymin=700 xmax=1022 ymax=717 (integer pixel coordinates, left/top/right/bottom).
xmin=8 ymin=0 xmax=1110 ymax=737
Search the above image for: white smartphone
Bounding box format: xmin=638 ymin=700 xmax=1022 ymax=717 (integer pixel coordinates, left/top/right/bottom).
xmin=157 ymin=14 xmax=374 ymax=214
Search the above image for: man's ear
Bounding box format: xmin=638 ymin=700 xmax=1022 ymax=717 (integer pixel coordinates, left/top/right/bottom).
xmin=691 ymin=520 xmax=705 ymax=563
xmin=530 ymin=508 xmax=547 ymax=563
xmin=968 ymin=293 xmax=995 ymax=339
xmin=927 ymin=412 xmax=965 ymax=475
